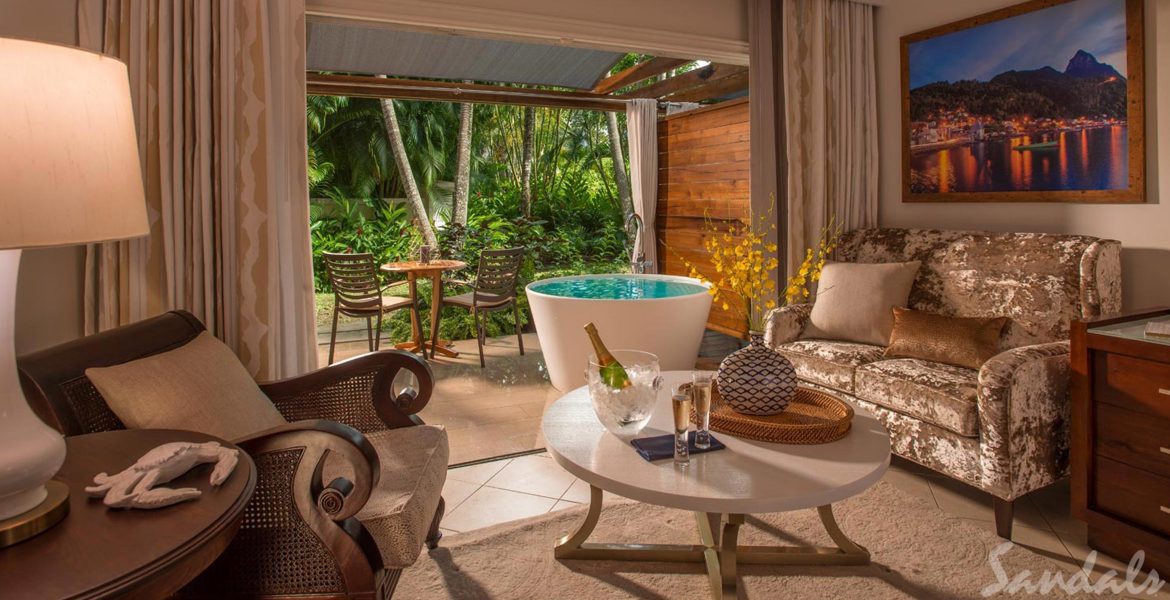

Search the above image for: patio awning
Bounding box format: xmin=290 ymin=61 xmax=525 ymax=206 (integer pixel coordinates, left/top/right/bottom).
xmin=306 ymin=20 xmax=624 ymax=90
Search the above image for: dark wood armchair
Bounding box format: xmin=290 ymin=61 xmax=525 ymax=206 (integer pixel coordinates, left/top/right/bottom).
xmin=18 ymin=310 xmax=445 ymax=599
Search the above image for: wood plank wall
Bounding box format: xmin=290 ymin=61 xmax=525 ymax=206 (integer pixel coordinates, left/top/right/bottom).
xmin=656 ymin=97 xmax=751 ymax=338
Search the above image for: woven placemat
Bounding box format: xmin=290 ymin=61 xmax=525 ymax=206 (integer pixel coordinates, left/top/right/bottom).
xmin=692 ymin=385 xmax=853 ymax=445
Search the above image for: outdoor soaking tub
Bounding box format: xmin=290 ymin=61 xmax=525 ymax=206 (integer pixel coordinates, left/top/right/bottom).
xmin=526 ymin=274 xmax=712 ymax=391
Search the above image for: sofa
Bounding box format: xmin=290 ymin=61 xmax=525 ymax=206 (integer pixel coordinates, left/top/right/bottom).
xmin=764 ymin=228 xmax=1121 ymax=539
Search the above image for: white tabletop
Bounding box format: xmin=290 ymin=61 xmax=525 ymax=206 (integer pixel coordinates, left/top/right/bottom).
xmin=542 ymin=371 xmax=891 ymax=514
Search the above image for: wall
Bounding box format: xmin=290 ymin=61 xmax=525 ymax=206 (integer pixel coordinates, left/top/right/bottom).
xmin=0 ymin=0 xmax=86 ymax=354
xmin=657 ymin=98 xmax=751 ymax=337
xmin=875 ymin=0 xmax=1168 ymax=310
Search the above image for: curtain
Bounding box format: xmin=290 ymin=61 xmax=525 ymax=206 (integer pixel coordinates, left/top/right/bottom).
xmin=78 ymin=0 xmax=318 ymax=379
xmin=626 ymin=98 xmax=659 ymax=273
xmin=782 ymin=0 xmax=877 ymax=275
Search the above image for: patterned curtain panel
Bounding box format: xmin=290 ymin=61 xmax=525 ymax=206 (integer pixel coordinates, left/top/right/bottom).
xmin=781 ymin=0 xmax=878 ymax=275
xmin=79 ymin=0 xmax=318 ymax=379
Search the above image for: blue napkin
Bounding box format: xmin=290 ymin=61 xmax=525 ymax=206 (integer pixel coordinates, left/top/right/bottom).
xmin=630 ymin=431 xmax=726 ymax=462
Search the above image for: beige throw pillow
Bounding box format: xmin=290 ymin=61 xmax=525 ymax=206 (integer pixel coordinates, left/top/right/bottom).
xmin=801 ymin=261 xmax=922 ymax=346
xmin=86 ymin=331 xmax=286 ymax=441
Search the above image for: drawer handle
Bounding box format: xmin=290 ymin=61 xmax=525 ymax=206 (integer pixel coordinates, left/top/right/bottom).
xmin=1162 ymin=447 xmax=1170 ymax=456
xmin=1162 ymin=506 xmax=1170 ymax=515
xmin=1160 ymin=388 xmax=1170 ymax=397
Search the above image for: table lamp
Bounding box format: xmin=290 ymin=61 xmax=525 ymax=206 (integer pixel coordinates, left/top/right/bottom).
xmin=0 ymin=38 xmax=147 ymax=546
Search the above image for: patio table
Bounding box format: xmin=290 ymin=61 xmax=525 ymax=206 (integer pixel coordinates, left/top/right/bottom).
xmin=381 ymin=259 xmax=467 ymax=358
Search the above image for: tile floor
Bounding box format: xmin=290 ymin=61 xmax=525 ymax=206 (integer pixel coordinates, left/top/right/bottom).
xmin=320 ymin=330 xmax=556 ymax=465
xmin=440 ymin=453 xmax=1170 ymax=594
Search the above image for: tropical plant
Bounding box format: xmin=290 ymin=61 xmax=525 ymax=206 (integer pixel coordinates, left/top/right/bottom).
xmin=672 ymin=205 xmax=841 ymax=333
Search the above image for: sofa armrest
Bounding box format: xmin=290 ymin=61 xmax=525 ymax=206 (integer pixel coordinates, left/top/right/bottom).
xmin=763 ymin=304 xmax=813 ymax=347
xmin=259 ymin=350 xmax=435 ymax=431
xmin=976 ymin=341 xmax=1071 ymax=499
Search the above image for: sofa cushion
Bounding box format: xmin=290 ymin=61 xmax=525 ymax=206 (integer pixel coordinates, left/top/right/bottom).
xmin=885 ymin=307 xmax=1007 ymax=370
xmin=801 ymin=261 xmax=921 ymax=346
xmin=854 ymin=358 xmax=980 ymax=437
xmin=323 ymin=425 xmax=448 ymax=569
xmin=85 ymin=331 xmax=286 ymax=441
xmin=775 ymin=340 xmax=886 ymax=394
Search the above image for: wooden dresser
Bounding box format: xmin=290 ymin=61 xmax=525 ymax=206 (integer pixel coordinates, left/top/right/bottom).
xmin=1072 ymin=308 xmax=1170 ymax=573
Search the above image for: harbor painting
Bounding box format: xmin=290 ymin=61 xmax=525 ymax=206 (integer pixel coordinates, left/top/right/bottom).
xmin=901 ymin=0 xmax=1145 ymax=203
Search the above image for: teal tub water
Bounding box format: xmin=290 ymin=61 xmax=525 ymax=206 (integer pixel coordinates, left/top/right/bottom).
xmin=528 ymin=275 xmax=708 ymax=300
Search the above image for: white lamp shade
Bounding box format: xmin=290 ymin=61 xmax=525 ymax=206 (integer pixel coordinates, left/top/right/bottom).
xmin=0 ymin=37 xmax=148 ymax=249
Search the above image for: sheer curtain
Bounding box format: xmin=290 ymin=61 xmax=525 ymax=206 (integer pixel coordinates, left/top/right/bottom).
xmin=78 ymin=0 xmax=318 ymax=379
xmin=626 ymin=98 xmax=659 ymax=273
xmin=782 ymin=0 xmax=878 ymax=274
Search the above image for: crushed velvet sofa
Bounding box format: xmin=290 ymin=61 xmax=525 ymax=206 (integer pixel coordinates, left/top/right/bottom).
xmin=764 ymin=228 xmax=1121 ymax=539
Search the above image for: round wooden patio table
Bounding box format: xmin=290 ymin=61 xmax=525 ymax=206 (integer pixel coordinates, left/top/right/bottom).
xmin=381 ymin=259 xmax=467 ymax=358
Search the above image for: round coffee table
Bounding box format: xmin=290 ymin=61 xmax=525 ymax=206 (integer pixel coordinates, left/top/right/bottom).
xmin=542 ymin=371 xmax=890 ymax=599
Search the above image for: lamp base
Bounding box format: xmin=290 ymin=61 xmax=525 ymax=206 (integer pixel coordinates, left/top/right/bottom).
xmin=0 ymin=481 xmax=68 ymax=547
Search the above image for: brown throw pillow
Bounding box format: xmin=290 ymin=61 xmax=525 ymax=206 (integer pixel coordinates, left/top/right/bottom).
xmin=86 ymin=331 xmax=286 ymax=441
xmin=884 ymin=307 xmax=1008 ymax=370
xmin=801 ymin=261 xmax=922 ymax=346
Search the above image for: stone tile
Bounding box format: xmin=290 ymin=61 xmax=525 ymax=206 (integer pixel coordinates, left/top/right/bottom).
xmin=561 ymin=478 xmax=595 ymax=504
xmin=441 ymin=486 xmax=558 ymax=532
xmin=550 ymin=499 xmax=581 ymax=513
xmin=927 ymin=477 xmax=996 ymax=522
xmin=448 ymin=458 xmax=511 ymax=485
xmin=484 ymin=454 xmax=576 ymax=499
xmin=881 ymin=466 xmax=936 ymax=504
xmin=1029 ymin=479 xmax=1084 ymax=535
xmin=561 ymin=478 xmax=630 ymax=505
xmin=441 ymin=478 xmax=480 ymax=512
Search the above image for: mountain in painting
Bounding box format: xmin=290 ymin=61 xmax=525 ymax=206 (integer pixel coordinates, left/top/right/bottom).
xmin=909 ymin=50 xmax=1127 ymax=121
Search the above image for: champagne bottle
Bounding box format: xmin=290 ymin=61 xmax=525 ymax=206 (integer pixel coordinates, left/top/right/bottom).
xmin=584 ymin=322 xmax=631 ymax=389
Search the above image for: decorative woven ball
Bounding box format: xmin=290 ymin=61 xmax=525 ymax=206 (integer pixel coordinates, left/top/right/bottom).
xmin=715 ymin=332 xmax=798 ymax=415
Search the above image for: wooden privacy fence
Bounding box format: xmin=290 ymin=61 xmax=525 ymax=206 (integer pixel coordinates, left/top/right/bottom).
xmin=656 ymin=97 xmax=750 ymax=338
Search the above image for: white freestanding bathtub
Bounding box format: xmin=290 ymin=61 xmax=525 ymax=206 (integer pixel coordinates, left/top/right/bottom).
xmin=526 ymin=274 xmax=713 ymax=391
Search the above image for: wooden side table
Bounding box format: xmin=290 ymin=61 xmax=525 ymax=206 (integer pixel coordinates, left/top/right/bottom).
xmin=1072 ymin=307 xmax=1170 ymax=574
xmin=0 ymin=429 xmax=256 ymax=599
xmin=382 ymin=259 xmax=467 ymax=358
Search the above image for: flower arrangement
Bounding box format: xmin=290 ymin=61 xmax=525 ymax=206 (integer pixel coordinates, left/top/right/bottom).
xmin=672 ymin=203 xmax=841 ymax=333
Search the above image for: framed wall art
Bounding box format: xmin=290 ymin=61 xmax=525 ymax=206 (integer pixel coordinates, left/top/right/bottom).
xmin=901 ymin=0 xmax=1145 ymax=203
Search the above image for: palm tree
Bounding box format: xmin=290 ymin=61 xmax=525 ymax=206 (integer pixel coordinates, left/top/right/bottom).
xmin=519 ymin=106 xmax=535 ymax=218
xmin=606 ymin=111 xmax=633 ymax=222
xmin=379 ymin=96 xmax=439 ymax=248
xmin=452 ymin=89 xmax=474 ymax=227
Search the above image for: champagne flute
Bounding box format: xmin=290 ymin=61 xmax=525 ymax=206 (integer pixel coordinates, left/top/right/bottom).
xmin=672 ymin=391 xmax=691 ymax=466
xmin=691 ymin=371 xmax=714 ymax=449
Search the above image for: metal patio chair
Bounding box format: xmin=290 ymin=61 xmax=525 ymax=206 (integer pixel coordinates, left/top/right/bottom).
xmin=433 ymin=247 xmax=526 ymax=367
xmin=323 ymin=251 xmax=420 ymax=364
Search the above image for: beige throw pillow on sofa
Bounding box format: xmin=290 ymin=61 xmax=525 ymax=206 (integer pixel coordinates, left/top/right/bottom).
xmin=801 ymin=261 xmax=921 ymax=346
xmin=86 ymin=331 xmax=286 ymax=441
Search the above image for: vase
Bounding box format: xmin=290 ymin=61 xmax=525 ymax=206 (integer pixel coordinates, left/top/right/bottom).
xmin=715 ymin=330 xmax=798 ymax=415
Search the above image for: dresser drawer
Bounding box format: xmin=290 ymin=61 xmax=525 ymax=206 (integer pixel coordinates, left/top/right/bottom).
xmin=1095 ymin=353 xmax=1170 ymax=419
xmin=1096 ymin=403 xmax=1170 ymax=478
xmin=1095 ymin=457 xmax=1170 ymax=537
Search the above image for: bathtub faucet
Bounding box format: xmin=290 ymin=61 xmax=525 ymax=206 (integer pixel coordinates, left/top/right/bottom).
xmin=625 ymin=213 xmax=649 ymax=274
